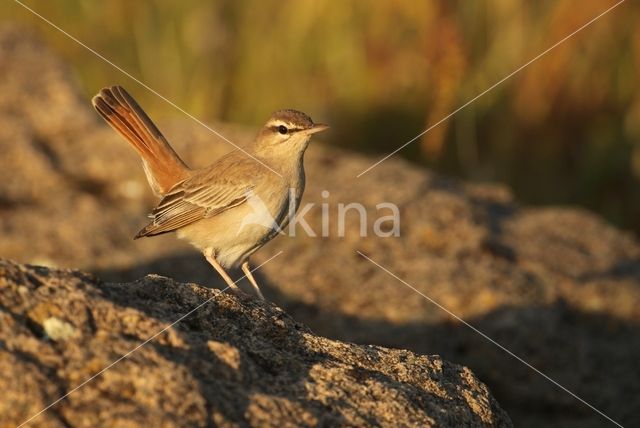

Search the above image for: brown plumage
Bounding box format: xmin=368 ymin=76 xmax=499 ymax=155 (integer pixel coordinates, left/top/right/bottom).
xmin=133 ymin=153 xmax=261 ymax=239
xmin=92 ymin=86 xmax=328 ymax=299
xmin=92 ymin=86 xmax=191 ymax=195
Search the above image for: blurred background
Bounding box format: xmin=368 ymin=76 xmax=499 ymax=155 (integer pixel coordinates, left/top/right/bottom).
xmin=2 ymin=2 xmax=639 ymax=426
xmin=3 ymin=0 xmax=639 ymax=235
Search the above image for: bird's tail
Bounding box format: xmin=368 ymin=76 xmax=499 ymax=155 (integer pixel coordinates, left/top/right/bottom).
xmin=92 ymin=86 xmax=191 ymax=196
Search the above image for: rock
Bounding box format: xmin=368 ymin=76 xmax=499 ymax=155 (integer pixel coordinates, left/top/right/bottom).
xmin=0 ymin=259 xmax=512 ymax=427
xmin=42 ymin=317 xmax=77 ymax=341
xmin=1 ymin=24 xmax=638 ymax=427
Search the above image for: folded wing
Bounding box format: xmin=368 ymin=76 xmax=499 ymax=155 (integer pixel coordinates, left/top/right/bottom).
xmin=134 ymin=154 xmax=261 ymax=238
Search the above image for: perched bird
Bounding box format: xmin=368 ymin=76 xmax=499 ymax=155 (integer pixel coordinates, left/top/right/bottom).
xmin=92 ymin=86 xmax=327 ymax=299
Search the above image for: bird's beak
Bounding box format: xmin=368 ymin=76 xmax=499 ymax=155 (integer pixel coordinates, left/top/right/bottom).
xmin=306 ymin=123 xmax=329 ymax=134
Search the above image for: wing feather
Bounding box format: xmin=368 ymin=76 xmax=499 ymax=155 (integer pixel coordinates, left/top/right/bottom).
xmin=134 ymin=152 xmax=268 ymax=238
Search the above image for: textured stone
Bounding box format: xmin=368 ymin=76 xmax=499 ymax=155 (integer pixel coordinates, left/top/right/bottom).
xmin=0 ymin=260 xmax=511 ymax=427
xmin=0 ymin=23 xmax=638 ymax=427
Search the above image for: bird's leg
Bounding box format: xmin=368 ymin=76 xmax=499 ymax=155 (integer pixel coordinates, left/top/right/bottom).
xmin=204 ymin=248 xmax=239 ymax=291
xmin=241 ymin=261 xmax=265 ymax=300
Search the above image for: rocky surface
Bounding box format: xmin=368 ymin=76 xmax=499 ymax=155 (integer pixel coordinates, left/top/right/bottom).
xmin=0 ymin=259 xmax=511 ymax=427
xmin=1 ymin=24 xmax=639 ymax=427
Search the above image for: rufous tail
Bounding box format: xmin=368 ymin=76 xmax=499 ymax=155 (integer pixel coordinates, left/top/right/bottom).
xmin=92 ymin=86 xmax=191 ymax=196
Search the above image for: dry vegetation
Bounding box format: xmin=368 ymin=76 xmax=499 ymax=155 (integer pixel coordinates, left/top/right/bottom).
xmin=3 ymin=0 xmax=639 ymax=233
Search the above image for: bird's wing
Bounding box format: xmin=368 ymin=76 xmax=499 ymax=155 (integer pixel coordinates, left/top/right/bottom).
xmin=135 ymin=153 xmax=266 ymax=238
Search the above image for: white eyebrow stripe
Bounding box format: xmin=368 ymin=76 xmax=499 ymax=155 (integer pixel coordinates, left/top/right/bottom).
xmin=267 ymin=119 xmax=296 ymax=128
xmin=267 ymin=121 xmax=307 ymax=133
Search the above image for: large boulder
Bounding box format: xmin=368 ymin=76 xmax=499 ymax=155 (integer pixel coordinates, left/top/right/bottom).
xmin=0 ymin=259 xmax=511 ymax=427
xmin=0 ymin=24 xmax=638 ymax=427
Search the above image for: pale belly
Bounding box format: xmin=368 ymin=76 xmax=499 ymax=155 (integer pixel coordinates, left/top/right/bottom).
xmin=176 ymin=190 xmax=290 ymax=268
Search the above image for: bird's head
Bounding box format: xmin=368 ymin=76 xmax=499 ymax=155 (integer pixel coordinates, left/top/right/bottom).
xmin=252 ymin=109 xmax=328 ymax=157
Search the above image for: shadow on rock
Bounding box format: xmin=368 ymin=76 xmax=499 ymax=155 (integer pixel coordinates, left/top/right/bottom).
xmin=1 ymin=259 xmax=510 ymax=426
xmin=274 ymin=292 xmax=638 ymax=428
xmin=94 ymin=251 xmax=280 ymax=299
xmin=95 ymin=252 xmax=638 ymax=428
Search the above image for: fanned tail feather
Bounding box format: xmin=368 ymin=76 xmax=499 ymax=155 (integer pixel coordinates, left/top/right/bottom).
xmin=92 ymin=85 xmax=191 ymax=196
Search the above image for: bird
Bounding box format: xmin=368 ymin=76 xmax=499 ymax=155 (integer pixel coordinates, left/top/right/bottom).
xmin=92 ymin=86 xmax=327 ymax=299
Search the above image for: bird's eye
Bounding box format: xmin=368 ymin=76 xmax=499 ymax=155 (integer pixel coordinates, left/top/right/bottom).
xmin=278 ymin=125 xmax=288 ymax=135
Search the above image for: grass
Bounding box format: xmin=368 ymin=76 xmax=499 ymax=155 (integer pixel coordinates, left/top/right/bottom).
xmin=4 ymin=0 xmax=639 ymax=234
